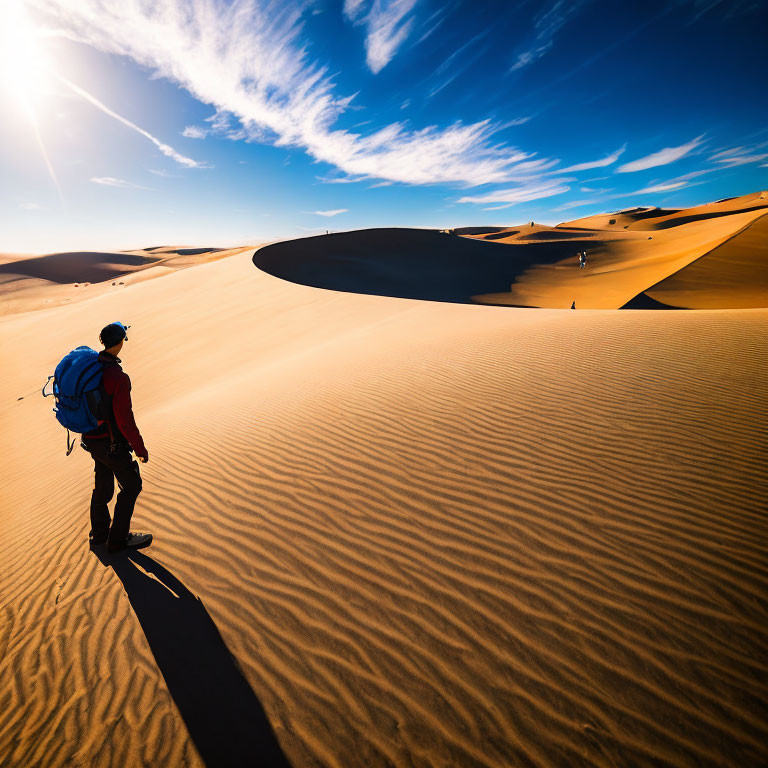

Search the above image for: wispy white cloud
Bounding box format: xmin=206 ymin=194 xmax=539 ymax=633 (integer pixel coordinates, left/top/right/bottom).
xmin=344 ymin=0 xmax=419 ymax=74
xmin=54 ymin=74 xmax=208 ymax=168
xmin=553 ymin=198 xmax=601 ymax=211
xmin=415 ymin=6 xmax=447 ymax=45
xmin=343 ymin=0 xmax=367 ymax=20
xmin=509 ymin=0 xmax=587 ymax=73
xmin=609 ymin=170 xmax=710 ymax=197
xmin=608 ymin=164 xmax=731 ymax=198
xmin=427 ymin=30 xmax=488 ymax=100
xmin=311 ymin=208 xmax=348 ymax=216
xmin=509 ymin=51 xmax=535 ymax=73
xmin=427 ymin=74 xmax=459 ymax=100
xmin=666 ymin=168 xmax=715 ymax=182
xmin=713 ymin=153 xmax=768 ymax=167
xmin=182 ymin=125 xmax=208 ymax=139
xmin=677 ymin=0 xmax=761 ymax=24
xmin=90 ymin=176 xmax=147 ymax=189
xmin=457 ymin=179 xmax=571 ymax=206
xmin=205 ymin=111 xmax=248 ymax=141
xmin=709 ymin=146 xmax=744 ymax=160
xmin=615 ymin=136 xmax=704 ymax=173
xmin=19 ymin=201 xmax=42 ymax=210
xmin=707 ymin=140 xmax=768 ymax=167
xmin=552 ymin=145 xmax=626 ymax=174
xmin=557 ymin=148 xmax=762 ymax=208
xmin=501 ymin=116 xmax=532 ymax=128
xmin=630 ymin=180 xmax=690 ymax=194
xmin=316 ymin=174 xmax=365 ymax=184
xmin=32 ymin=0 xmax=554 ymax=188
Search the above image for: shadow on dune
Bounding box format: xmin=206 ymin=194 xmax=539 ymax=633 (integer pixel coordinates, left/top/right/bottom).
xmin=139 ymin=246 xmax=225 ymax=255
xmin=254 ymin=228 xmax=604 ymax=304
xmin=619 ymin=292 xmax=680 ymax=309
xmin=0 ymin=252 xmax=160 ymax=284
xmin=516 ymin=229 xmax=598 ymax=241
xmin=615 ymin=207 xmax=681 ymax=223
xmin=93 ymin=549 xmax=291 ymax=768
xmin=483 ymin=230 xmax=520 ymax=240
xmin=174 ymin=247 xmax=226 ymax=256
xmin=646 ymin=204 xmax=768 ymax=230
xmin=451 ymin=225 xmax=508 ymax=235
xmin=563 ymin=207 xmax=677 ymax=229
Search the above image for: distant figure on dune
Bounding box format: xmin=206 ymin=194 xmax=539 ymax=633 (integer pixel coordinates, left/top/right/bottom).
xmin=571 ymin=300 xmax=576 ymax=309
xmin=579 ymin=251 xmax=587 ymax=269
xmin=81 ymin=323 xmax=152 ymax=554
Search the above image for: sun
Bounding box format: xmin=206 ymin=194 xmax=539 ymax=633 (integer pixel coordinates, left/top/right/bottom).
xmin=1 ymin=0 xmax=63 ymax=201
xmin=0 ymin=0 xmax=51 ymax=111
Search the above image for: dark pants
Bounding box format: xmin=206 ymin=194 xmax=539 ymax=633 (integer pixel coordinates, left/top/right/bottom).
xmin=84 ymin=441 xmax=142 ymax=545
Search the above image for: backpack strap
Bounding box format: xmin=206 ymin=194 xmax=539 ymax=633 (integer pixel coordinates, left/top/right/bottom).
xmin=65 ymin=429 xmax=77 ymax=456
xmin=98 ymin=358 xmax=122 ymax=451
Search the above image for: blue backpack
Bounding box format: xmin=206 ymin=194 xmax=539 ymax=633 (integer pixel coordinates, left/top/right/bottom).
xmin=43 ymin=346 xmax=109 ymax=455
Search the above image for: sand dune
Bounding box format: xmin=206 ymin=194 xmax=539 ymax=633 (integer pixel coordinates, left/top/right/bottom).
xmin=641 ymin=211 xmax=768 ymax=308
xmin=562 ymin=191 xmax=768 ymax=231
xmin=0 ymin=245 xmax=253 ymax=317
xmin=1 ymin=228 xmax=767 ymax=767
xmin=0 ymin=250 xmax=163 ymax=283
xmin=253 ymin=192 xmax=767 ymax=310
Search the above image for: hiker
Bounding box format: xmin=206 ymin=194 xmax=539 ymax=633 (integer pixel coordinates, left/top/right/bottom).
xmin=81 ymin=322 xmax=152 ymax=553
xmin=579 ymin=251 xmax=587 ymax=269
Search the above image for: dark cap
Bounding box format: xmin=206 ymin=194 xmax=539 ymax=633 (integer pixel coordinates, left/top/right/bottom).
xmin=99 ymin=322 xmax=130 ymax=348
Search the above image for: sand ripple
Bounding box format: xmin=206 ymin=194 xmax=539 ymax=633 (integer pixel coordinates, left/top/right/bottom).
xmin=1 ymin=252 xmax=766 ymax=766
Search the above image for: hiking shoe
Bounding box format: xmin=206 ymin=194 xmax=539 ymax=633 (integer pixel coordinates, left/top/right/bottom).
xmin=107 ymin=532 xmax=153 ymax=553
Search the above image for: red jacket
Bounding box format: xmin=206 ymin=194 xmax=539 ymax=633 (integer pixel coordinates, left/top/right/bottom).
xmin=84 ymin=352 xmax=147 ymax=458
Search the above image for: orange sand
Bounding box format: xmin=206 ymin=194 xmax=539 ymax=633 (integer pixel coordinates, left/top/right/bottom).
xmin=470 ymin=191 xmax=768 ymax=308
xmin=1 ymin=206 xmax=767 ymax=766
xmin=250 ymin=192 xmax=768 ymax=311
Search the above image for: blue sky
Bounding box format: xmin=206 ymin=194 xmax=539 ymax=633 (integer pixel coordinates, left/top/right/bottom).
xmin=1 ymin=0 xmax=767 ymax=252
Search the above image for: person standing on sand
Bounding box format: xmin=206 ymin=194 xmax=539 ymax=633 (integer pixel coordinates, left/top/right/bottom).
xmin=81 ymin=322 xmax=152 ymax=553
xmin=579 ymin=251 xmax=587 ymax=269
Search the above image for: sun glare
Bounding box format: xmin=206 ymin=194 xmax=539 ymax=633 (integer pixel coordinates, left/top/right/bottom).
xmin=1 ymin=0 xmax=63 ymax=201
xmin=0 ymin=0 xmax=52 ymax=109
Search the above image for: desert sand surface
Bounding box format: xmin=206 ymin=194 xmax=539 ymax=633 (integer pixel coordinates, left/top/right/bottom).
xmin=254 ymin=191 xmax=768 ymax=310
xmin=1 ymin=205 xmax=767 ymax=766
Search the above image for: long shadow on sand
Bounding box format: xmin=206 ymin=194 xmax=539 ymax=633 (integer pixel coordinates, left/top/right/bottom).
xmin=93 ymin=548 xmax=291 ymax=768
xmin=253 ymin=227 xmax=608 ymax=304
xmin=0 ymin=252 xmax=161 ymax=283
